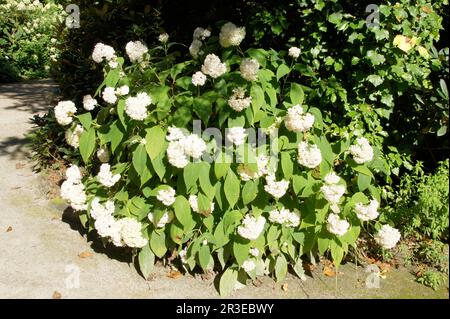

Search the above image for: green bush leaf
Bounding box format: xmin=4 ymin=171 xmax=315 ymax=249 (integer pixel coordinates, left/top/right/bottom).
xmin=242 ymin=180 xmax=259 ymax=205
xmin=79 ymin=127 xmax=96 ymax=164
xmin=290 ymin=83 xmax=304 ymax=105
xmin=274 ymin=255 xmax=288 ymax=282
xmin=173 ymin=195 xmax=194 ymax=230
xmin=145 ymin=126 xmax=166 ymax=160
xmin=224 ymin=170 xmax=240 ymax=208
xmin=276 ymin=64 xmax=290 ymax=81
xmin=219 ymin=268 xmax=238 ymax=297
xmin=150 ymin=231 xmax=167 ymax=258
xmin=138 ymin=244 xmax=155 ymax=279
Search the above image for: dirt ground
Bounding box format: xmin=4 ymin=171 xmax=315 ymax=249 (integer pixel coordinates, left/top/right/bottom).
xmin=0 ymin=80 xmax=448 ymax=299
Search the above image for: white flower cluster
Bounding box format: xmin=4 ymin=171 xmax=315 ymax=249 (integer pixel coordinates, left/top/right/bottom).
xmin=97 ymin=163 xmax=120 ymax=188
xmin=237 ymin=154 xmax=269 ymax=181
xmin=268 ymin=208 xmax=300 ymax=228
xmin=83 ymin=95 xmax=97 ymax=111
xmin=237 ymin=215 xmax=266 ymax=240
xmin=115 ymin=85 xmax=129 ymax=96
xmin=157 ymin=187 xmax=176 ymax=206
xmin=166 ymin=127 xmax=207 ymax=168
xmin=228 ymin=87 xmax=252 ymax=112
xmin=148 ymin=210 xmax=174 ymax=228
xmin=60 ymin=165 xmax=87 ymax=211
xmin=102 ymin=87 xmax=118 ymax=104
xmin=284 ymin=105 xmax=314 ymax=133
xmin=240 ymin=58 xmax=259 ymax=81
xmin=264 ymin=174 xmax=289 ymax=199
xmin=355 ymin=199 xmax=379 ymax=221
xmin=326 ymin=213 xmax=349 ymax=236
xmin=97 ymin=146 xmax=110 ymax=163
xmin=54 ymin=101 xmax=76 ymax=126
xmin=297 ymin=142 xmax=322 ymax=168
xmin=125 ymin=92 xmax=152 ymax=121
xmin=116 ymin=217 xmax=148 ymax=248
xmin=189 ymin=195 xmax=215 ymax=214
xmin=125 ymin=41 xmax=148 ymax=63
xmin=288 ymin=47 xmax=301 ymax=58
xmin=65 ymin=124 xmax=84 ymax=148
xmin=226 ymin=127 xmax=247 ymax=146
xmin=219 ymin=22 xmax=246 ymax=48
xmin=349 ymin=137 xmax=374 ymax=164
xmin=189 ymin=27 xmax=211 ymax=58
xmin=90 ymin=198 xmax=121 ymax=246
xmin=201 ymin=54 xmax=227 ymax=79
xmin=249 ymin=248 xmax=260 ymax=257
xmin=374 ymin=224 xmax=401 ymax=249
xmin=321 ymin=172 xmax=346 ymax=213
xmin=242 ymin=259 xmax=256 ymax=272
xmin=192 ymin=71 xmax=207 ymax=86
xmin=92 ymin=43 xmax=117 ymax=68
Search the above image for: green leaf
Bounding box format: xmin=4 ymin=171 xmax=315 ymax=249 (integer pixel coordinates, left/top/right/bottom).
xmin=274 ymin=255 xmax=288 ymax=282
xmin=242 ymin=180 xmax=259 ymax=205
xmin=105 ymin=68 xmax=120 ymax=87
xmin=276 ymin=64 xmax=290 ymax=81
xmin=290 ymin=83 xmax=304 ymax=105
xmin=251 ymin=84 xmax=265 ymax=115
xmin=145 ymin=126 xmax=166 ymax=160
xmin=330 ymin=240 xmax=344 ymax=268
xmin=219 ymin=268 xmax=238 ymax=297
xmin=138 ymin=244 xmax=155 ymax=279
xmin=150 ymin=150 xmax=166 ymax=181
xmin=77 ymin=112 xmax=92 ymax=130
xmin=132 ymin=144 xmax=148 ymax=177
xmin=110 ymin=121 xmax=125 ymax=154
xmin=224 ymin=170 xmax=240 ymax=208
xmin=214 ymin=151 xmax=231 ymax=179
xmin=233 ymin=239 xmax=250 ymax=266
xmin=150 ymin=231 xmax=167 ymax=258
xmin=198 ymin=245 xmax=211 ymax=271
xmin=198 ymin=162 xmax=215 ymax=199
xmin=193 ymin=96 xmax=211 ymax=125
xmin=79 ymin=127 xmax=96 ymax=164
xmin=281 ymin=152 xmax=294 ymax=179
xmin=173 ymin=196 xmax=194 ymax=230
xmin=183 ymin=162 xmax=200 ymax=192
xmin=357 ymin=173 xmax=372 ymax=191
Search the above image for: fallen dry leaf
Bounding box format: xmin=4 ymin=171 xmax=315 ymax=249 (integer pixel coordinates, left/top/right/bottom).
xmin=78 ymin=251 xmax=93 ymax=259
xmin=323 ymin=266 xmax=336 ymax=277
xmin=166 ymin=270 xmax=182 ymax=279
xmin=421 ymin=5 xmax=433 ymax=13
xmin=376 ymin=262 xmax=392 ymax=273
xmin=15 ymin=163 xmax=26 ymax=169
xmin=304 ymin=263 xmax=316 ymax=273
xmin=252 ymin=278 xmax=263 ymax=287
xmin=6 ymin=226 xmax=13 ymax=232
xmin=281 ymin=283 xmax=289 ymax=292
xmin=52 ymin=291 xmax=61 ymax=299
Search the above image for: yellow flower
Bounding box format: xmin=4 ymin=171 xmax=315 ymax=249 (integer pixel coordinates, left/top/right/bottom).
xmin=417 ymin=46 xmax=430 ymax=59
xmin=393 ymin=35 xmax=418 ymax=53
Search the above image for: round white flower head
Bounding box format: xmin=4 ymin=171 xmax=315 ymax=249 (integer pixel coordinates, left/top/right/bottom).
xmin=97 ymin=145 xmax=110 ymax=163
xmin=375 ymin=224 xmax=401 ymax=249
xmin=192 ymin=71 xmax=207 ymax=86
xmin=219 ymin=22 xmax=246 ymax=47
xmin=92 ymin=43 xmax=116 ymax=63
xmin=226 ymin=127 xmax=247 ymax=146
xmin=60 ymin=180 xmax=87 ymax=211
xmin=284 ymin=105 xmax=315 ymax=133
xmin=125 ymin=41 xmax=148 ymax=63
xmin=125 ymin=92 xmax=152 ymax=121
xmin=189 ymin=39 xmax=203 ymax=59
xmin=355 ymin=199 xmax=379 ymax=221
xmin=54 ymin=101 xmax=76 ymax=126
xmin=228 ymin=87 xmax=252 ymax=112
xmin=83 ymin=94 xmax=97 ymax=111
xmin=179 ymin=247 xmax=188 ymax=263
xmin=117 ymin=218 xmax=148 ymax=248
xmin=201 ymin=54 xmax=227 ymax=78
xmin=108 ymin=58 xmax=118 ymax=69
xmin=167 ymin=140 xmax=189 ymax=168
xmin=65 ymin=124 xmax=84 ymax=148
xmin=189 ymin=195 xmax=215 ymax=214
xmin=264 ymin=174 xmax=289 ymax=199
xmin=326 ymin=214 xmax=349 ymax=236
xmin=97 ymin=163 xmax=120 ymax=187
xmin=157 ymin=187 xmax=176 ymax=206
xmin=269 ymin=208 xmax=300 ymax=227
xmin=158 ymin=33 xmax=169 ymax=43
xmin=242 ymin=259 xmax=256 ymax=272
xmin=249 ymin=248 xmax=260 ymax=257
xmin=94 ymin=214 xmax=121 ymax=244
xmin=297 ymin=141 xmax=322 ymax=169
xmin=237 ymin=215 xmax=266 ymax=240
xmin=102 ymin=87 xmax=117 ymax=104
xmin=321 ymin=183 xmax=346 ymax=205
xmin=166 ymin=126 xmax=186 ymax=142
xmin=324 ymin=172 xmax=340 ymax=185
xmin=288 ymin=47 xmax=301 ymax=59
xmin=349 ymin=137 xmax=374 ymax=164
xmin=236 ymin=154 xmax=269 ymax=181
xmin=240 ymin=58 xmax=259 ymax=81
xmin=89 ymin=197 xmax=115 ymax=220
xmin=148 ymin=210 xmax=173 ymax=228
xmin=115 ymin=85 xmax=129 ymax=96
xmin=193 ymin=27 xmax=211 ymax=40
xmin=65 ymin=164 xmax=83 ymax=184
xmin=183 ymin=134 xmax=207 ymax=159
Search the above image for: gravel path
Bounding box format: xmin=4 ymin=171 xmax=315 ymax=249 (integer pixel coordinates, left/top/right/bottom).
xmin=0 ymin=80 xmax=447 ymax=299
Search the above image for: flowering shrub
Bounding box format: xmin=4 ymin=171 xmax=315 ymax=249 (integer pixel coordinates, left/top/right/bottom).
xmin=56 ymin=23 xmax=401 ymax=295
xmin=0 ymin=0 xmax=66 ymax=81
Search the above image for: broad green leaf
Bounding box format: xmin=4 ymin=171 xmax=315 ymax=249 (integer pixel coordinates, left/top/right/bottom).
xmin=77 ymin=112 xmax=92 ymax=130
xmin=357 ymin=173 xmax=372 ymax=191
xmin=173 ymin=195 xmax=194 ymax=230
xmin=290 ymin=83 xmax=304 ymax=105
xmin=224 ymin=170 xmax=240 ymax=208
xmin=79 ymin=127 xmax=96 ymax=164
xmin=150 ymin=231 xmax=167 ymax=258
xmin=276 ymin=64 xmax=290 ymax=81
xmin=198 ymin=245 xmax=211 ymax=271
xmin=132 ymin=144 xmax=148 ymax=177
xmin=145 ymin=126 xmax=165 ymax=160
xmin=242 ymin=180 xmax=259 ymax=205
xmin=183 ymin=162 xmax=200 ymax=192
xmin=281 ymin=152 xmax=294 ymax=179
xmin=233 ymin=239 xmax=250 ymax=266
xmin=138 ymin=244 xmax=155 ymax=279
xmin=219 ymin=268 xmax=238 ymax=297
xmin=274 ymin=255 xmax=288 ymax=282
